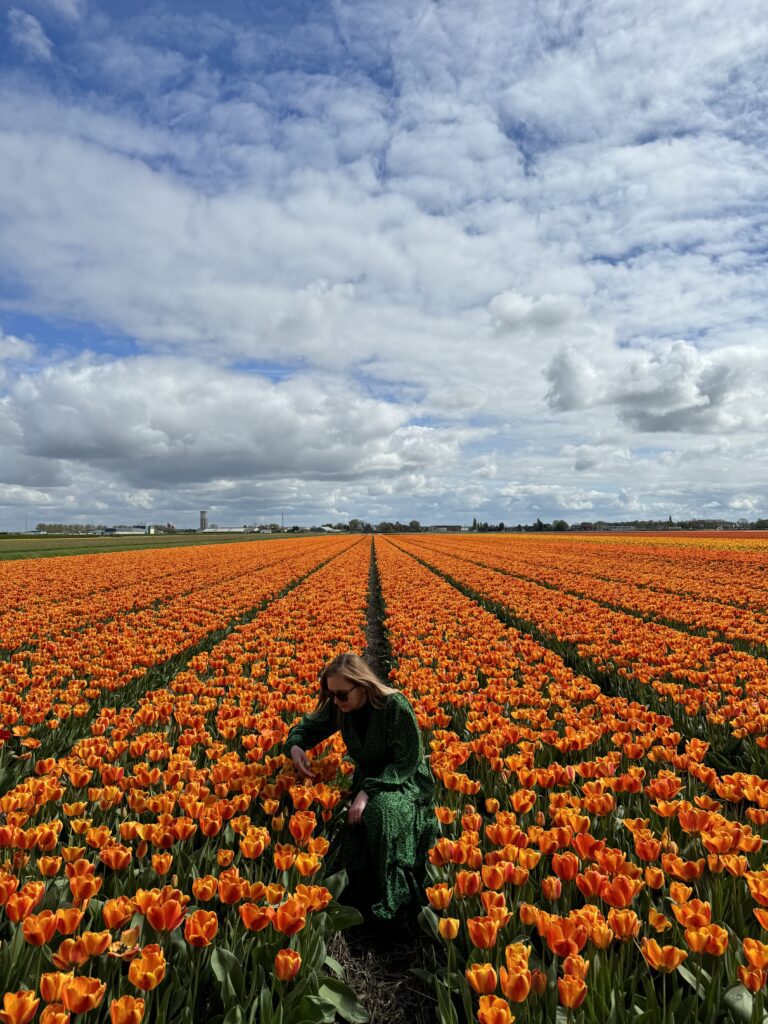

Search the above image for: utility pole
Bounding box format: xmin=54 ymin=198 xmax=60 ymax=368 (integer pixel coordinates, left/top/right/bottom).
xmin=281 ymin=509 xmax=284 ymax=530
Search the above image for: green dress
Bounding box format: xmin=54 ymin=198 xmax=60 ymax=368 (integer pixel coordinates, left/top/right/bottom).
xmin=285 ymin=691 xmax=439 ymax=920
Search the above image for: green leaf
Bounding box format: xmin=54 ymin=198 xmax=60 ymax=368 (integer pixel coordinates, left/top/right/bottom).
xmin=324 ymin=955 xmax=344 ymax=978
xmin=435 ymin=982 xmax=459 ymax=1024
xmin=724 ymin=984 xmax=762 ymax=1024
xmin=223 ymin=1007 xmax=245 ymax=1024
xmin=418 ymin=906 xmax=441 ymax=943
xmin=317 ymin=978 xmax=369 ymax=1024
xmin=323 ymin=903 xmax=363 ymax=931
xmin=301 ymin=929 xmax=327 ymax=972
xmin=211 ymin=946 xmax=246 ymax=1009
xmin=290 ymin=994 xmax=338 ymax=1024
xmin=322 ymin=870 xmax=349 ymax=901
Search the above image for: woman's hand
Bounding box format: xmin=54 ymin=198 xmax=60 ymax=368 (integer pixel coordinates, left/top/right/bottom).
xmin=290 ymin=745 xmax=315 ymax=782
xmin=348 ymin=790 xmax=369 ymax=825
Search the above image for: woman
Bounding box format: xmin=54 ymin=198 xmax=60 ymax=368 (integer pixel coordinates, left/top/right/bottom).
xmin=286 ymin=652 xmax=438 ymax=922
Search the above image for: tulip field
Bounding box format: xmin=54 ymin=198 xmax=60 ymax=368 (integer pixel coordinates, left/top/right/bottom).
xmin=1 ymin=533 xmax=767 ymax=1024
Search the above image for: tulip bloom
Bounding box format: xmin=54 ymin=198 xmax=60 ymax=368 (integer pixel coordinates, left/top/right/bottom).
xmin=744 ymin=939 xmax=768 ymax=971
xmin=477 ymin=995 xmax=515 ymax=1024
xmin=685 ymin=925 xmax=728 ymax=956
xmin=465 ymin=963 xmax=498 ymax=994
xmin=544 ymin=917 xmax=588 ymax=957
xmin=146 ymin=898 xmax=186 ymax=933
xmin=191 ymin=876 xmax=218 ymax=903
xmin=61 ymin=976 xmax=107 ymax=1015
xmin=0 ymin=992 xmax=40 ymax=1024
xmin=103 ymin=896 xmax=135 ymax=930
xmin=641 ymin=939 xmax=688 ymax=973
xmin=499 ymin=966 xmax=531 ymax=1002
xmin=128 ymin=945 xmax=167 ymax=991
xmin=438 ymin=917 xmax=460 ymax=940
xmin=275 ymin=897 xmax=307 ymax=936
xmin=41 ymin=972 xmax=74 ymax=1004
xmin=184 ymin=910 xmax=219 ymax=948
xmin=426 ymin=884 xmax=453 ymax=910
xmin=467 ymin=916 xmax=501 ymax=949
xmin=39 ymin=1005 xmax=69 ymax=1024
xmin=109 ymin=996 xmax=146 ymax=1024
xmin=558 ymin=976 xmax=587 ymax=1009
xmin=22 ymin=910 xmax=57 ymax=946
xmin=54 ymin=907 xmax=85 ymax=936
xmin=274 ymin=949 xmax=302 ymax=982
xmin=239 ymin=903 xmax=275 ymax=933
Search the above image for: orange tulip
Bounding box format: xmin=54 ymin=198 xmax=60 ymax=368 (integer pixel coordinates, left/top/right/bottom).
xmin=552 ymin=852 xmax=579 ymax=882
xmin=146 ymin=898 xmax=186 ymax=932
xmin=54 ymin=907 xmax=84 ymax=936
xmin=100 ymin=845 xmax=132 ymax=871
xmin=41 ymin=972 xmax=73 ymax=1004
xmin=543 ymin=917 xmax=588 ymax=957
xmin=109 ymin=996 xmax=146 ymax=1024
xmin=426 ymin=884 xmax=453 ymax=910
xmin=641 ymin=938 xmax=688 ymax=973
xmin=128 ymin=944 xmax=166 ymax=991
xmin=438 ymin=917 xmax=460 ymax=940
xmin=562 ymin=955 xmax=589 ymax=980
xmin=184 ymin=910 xmax=219 ymax=948
xmin=542 ymin=876 xmax=562 ymax=901
xmin=239 ymin=903 xmax=275 ymax=932
xmin=191 ymin=876 xmax=218 ymax=902
xmin=672 ymin=899 xmax=711 ymax=929
xmin=737 ymin=965 xmax=767 ymax=993
xmin=0 ymin=991 xmax=40 ymax=1024
xmin=558 ymin=976 xmax=587 ymax=1009
xmin=275 ymin=896 xmax=307 ymax=936
xmin=467 ymin=916 xmax=501 ymax=949
xmin=151 ymin=853 xmax=173 ymax=876
xmin=607 ymin=909 xmax=639 ymax=941
xmin=22 ymin=910 xmax=57 ymax=946
xmin=274 ymin=949 xmax=302 ymax=982
xmin=77 ymin=931 xmax=111 ymax=957
xmin=61 ymin=976 xmax=107 ymax=1015
xmin=599 ymin=875 xmax=643 ymax=909
xmin=744 ymin=939 xmax=768 ymax=971
xmin=499 ymin=966 xmax=531 ymax=1002
xmin=685 ymin=925 xmax=728 ymax=956
xmin=465 ymin=963 xmax=498 ymax=994
xmin=39 ymin=1005 xmax=69 ymax=1024
xmin=103 ymin=896 xmax=135 ymax=929
xmin=477 ymin=995 xmax=515 ymax=1024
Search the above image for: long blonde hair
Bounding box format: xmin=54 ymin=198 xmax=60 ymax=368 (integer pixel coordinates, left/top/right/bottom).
xmin=314 ymin=652 xmax=397 ymax=714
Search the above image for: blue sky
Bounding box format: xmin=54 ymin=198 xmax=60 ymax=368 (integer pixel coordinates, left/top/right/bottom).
xmin=1 ymin=0 xmax=767 ymax=529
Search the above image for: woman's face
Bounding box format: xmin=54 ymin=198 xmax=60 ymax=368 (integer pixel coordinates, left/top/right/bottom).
xmin=325 ymin=673 xmax=368 ymax=711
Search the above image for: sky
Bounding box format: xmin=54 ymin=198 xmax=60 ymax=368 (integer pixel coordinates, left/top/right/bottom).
xmin=1 ymin=0 xmax=767 ymax=529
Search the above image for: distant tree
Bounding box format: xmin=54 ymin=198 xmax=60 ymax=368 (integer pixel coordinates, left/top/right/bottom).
xmin=471 ymin=517 xmax=478 ymax=532
xmin=553 ymin=519 xmax=568 ymax=531
xmin=408 ymin=520 xmax=421 ymax=532
xmin=533 ymin=517 xmax=546 ymax=532
xmin=497 ymin=522 xmax=505 ymax=532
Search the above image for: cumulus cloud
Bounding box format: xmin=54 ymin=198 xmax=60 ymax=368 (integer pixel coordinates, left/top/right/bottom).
xmin=7 ymin=9 xmax=53 ymax=61
xmin=1 ymin=0 xmax=768 ymax=526
xmin=545 ymin=341 xmax=768 ymax=434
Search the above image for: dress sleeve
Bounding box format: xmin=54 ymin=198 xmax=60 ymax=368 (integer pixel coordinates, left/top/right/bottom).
xmin=361 ymin=694 xmax=423 ymax=795
xmin=285 ymin=702 xmax=338 ymax=753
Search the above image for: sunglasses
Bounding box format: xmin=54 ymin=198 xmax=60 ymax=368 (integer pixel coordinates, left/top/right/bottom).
xmin=328 ymin=683 xmax=360 ymax=703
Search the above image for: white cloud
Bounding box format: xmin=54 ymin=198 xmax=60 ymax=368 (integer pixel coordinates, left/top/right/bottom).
xmin=1 ymin=1 xmax=768 ymax=526
xmin=7 ymin=9 xmax=53 ymax=61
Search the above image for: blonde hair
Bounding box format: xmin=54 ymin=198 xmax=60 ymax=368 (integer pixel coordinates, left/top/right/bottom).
xmin=314 ymin=652 xmax=397 ymax=714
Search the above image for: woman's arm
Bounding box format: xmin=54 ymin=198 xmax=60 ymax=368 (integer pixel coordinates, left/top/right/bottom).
xmin=360 ymin=694 xmax=423 ymax=795
xmin=285 ymin=703 xmax=338 ymax=764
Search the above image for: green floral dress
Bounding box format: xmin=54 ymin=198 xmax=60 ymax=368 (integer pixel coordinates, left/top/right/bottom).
xmin=285 ymin=691 xmax=439 ymax=920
